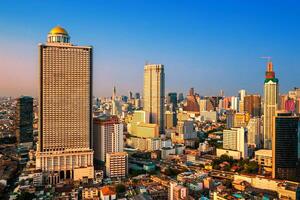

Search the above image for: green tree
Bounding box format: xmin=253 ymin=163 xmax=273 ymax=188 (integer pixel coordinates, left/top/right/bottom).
xmin=116 ymin=184 xmax=126 ymax=194
xmin=17 ymin=192 xmax=35 ymax=200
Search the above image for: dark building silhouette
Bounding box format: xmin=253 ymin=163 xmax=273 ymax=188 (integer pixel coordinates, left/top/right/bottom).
xmin=272 ymin=111 xmax=299 ymax=182
xmin=15 ymin=96 xmax=33 ymax=144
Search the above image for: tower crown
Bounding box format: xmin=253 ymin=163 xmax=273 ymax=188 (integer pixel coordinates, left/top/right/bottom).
xmin=47 ymin=26 xmax=70 ymax=44
xmin=265 ymin=61 xmax=276 ymax=81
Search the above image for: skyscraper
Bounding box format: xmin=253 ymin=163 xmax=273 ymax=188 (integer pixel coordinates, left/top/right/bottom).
xmin=263 ymin=61 xmax=279 ymax=149
xmin=15 ymin=96 xmax=33 ymax=146
xmin=272 ymin=112 xmax=299 ymax=182
xmin=36 ymin=26 xmax=94 ymax=180
xmin=143 ymin=64 xmax=165 ymax=134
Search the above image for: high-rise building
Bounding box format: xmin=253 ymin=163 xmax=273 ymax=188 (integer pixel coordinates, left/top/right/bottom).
xmin=222 ymin=127 xmax=248 ymax=159
xmin=244 ymin=94 xmax=261 ymax=117
xmin=106 ymin=152 xmax=128 ymax=178
xmin=143 ymin=64 xmax=165 ymax=134
xmin=36 ymin=26 xmax=94 ymax=180
xmin=167 ymin=92 xmax=177 ymax=111
xmin=247 ymin=117 xmax=262 ymax=148
xmin=15 ymin=96 xmax=33 ymax=145
xmin=272 ymin=112 xmax=299 ymax=182
xmin=263 ymin=61 xmax=279 ymax=149
xmin=93 ymin=115 xmax=123 ymax=162
xmin=231 ymin=96 xmax=239 ymax=111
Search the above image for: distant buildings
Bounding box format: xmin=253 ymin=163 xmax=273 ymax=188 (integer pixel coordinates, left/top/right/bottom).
xmin=93 ymin=115 xmax=123 ymax=162
xmin=183 ymin=88 xmax=200 ymax=113
xmin=106 ymin=152 xmax=128 ymax=178
xmin=244 ymin=94 xmax=261 ymax=117
xmin=263 ymin=61 xmax=279 ymax=149
xmin=15 ymin=96 xmax=33 ymax=146
xmin=36 ymin=26 xmax=94 ymax=180
xmin=272 ymin=112 xmax=299 ymax=182
xmin=143 ymin=64 xmax=165 ymax=134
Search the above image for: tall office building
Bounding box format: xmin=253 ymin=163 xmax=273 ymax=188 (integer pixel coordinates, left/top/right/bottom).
xmin=15 ymin=96 xmax=33 ymax=145
xmin=272 ymin=112 xmax=299 ymax=182
xmin=244 ymin=94 xmax=261 ymax=117
xmin=143 ymin=64 xmax=165 ymax=134
xmin=93 ymin=115 xmax=123 ymax=162
xmin=263 ymin=61 xmax=279 ymax=149
xmin=36 ymin=26 xmax=94 ymax=180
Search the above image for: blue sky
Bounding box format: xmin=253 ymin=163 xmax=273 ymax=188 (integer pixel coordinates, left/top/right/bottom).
xmin=0 ymin=0 xmax=299 ymax=97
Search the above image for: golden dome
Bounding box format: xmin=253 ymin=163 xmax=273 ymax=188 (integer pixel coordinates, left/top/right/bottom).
xmin=49 ymin=26 xmax=68 ymax=35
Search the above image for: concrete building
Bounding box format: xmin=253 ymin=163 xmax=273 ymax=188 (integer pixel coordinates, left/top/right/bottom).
xmin=165 ymin=111 xmax=176 ymax=129
xmin=272 ymin=112 xmax=299 ymax=182
xmin=169 ymin=181 xmax=188 ymax=200
xmin=222 ymin=127 xmax=248 ymax=159
xmin=244 ymin=94 xmax=261 ymax=117
xmin=143 ymin=64 xmax=165 ymax=134
xmin=199 ymin=111 xmax=218 ymax=122
xmin=106 ymin=152 xmax=128 ymax=178
xmin=234 ymin=112 xmax=250 ymax=128
xmin=15 ymin=96 xmax=33 ymax=146
xmin=183 ymin=88 xmax=200 ymax=113
xmin=263 ymin=61 xmax=279 ymax=149
xmin=93 ymin=115 xmax=123 ymax=162
xmin=255 ymin=149 xmax=272 ymax=172
xmin=36 ymin=26 xmax=94 ymax=180
xmin=247 ymin=117 xmax=261 ymax=148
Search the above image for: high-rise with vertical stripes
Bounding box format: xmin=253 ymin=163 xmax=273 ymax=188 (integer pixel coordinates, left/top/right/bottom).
xmin=263 ymin=61 xmax=279 ymax=149
xmin=36 ymin=26 xmax=94 ymax=181
xmin=143 ymin=64 xmax=165 ymax=134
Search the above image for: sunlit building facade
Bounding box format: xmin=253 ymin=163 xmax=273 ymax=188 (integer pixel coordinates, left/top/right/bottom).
xmin=143 ymin=64 xmax=165 ymax=134
xmin=36 ymin=26 xmax=94 ymax=180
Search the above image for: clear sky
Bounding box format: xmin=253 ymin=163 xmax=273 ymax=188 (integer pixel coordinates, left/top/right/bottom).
xmin=0 ymin=0 xmax=299 ymax=98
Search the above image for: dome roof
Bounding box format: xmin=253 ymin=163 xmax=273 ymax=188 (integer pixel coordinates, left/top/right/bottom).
xmin=49 ymin=26 xmax=68 ymax=35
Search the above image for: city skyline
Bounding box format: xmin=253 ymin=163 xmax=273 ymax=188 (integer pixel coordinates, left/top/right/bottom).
xmin=0 ymin=1 xmax=300 ymax=97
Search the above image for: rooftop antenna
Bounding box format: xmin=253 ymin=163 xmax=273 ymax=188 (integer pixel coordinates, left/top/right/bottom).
xmin=260 ymin=56 xmax=272 ymax=62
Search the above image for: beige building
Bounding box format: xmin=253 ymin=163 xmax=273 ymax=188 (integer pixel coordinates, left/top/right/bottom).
xmin=255 ymin=149 xmax=272 ymax=172
xmin=106 ymin=152 xmax=128 ymax=178
xmin=143 ymin=64 xmax=165 ymax=134
xmin=222 ymin=127 xmax=248 ymax=159
xmin=263 ymin=61 xmax=279 ymax=149
xmin=36 ymin=26 xmax=94 ymax=181
xmin=247 ymin=117 xmax=261 ymax=148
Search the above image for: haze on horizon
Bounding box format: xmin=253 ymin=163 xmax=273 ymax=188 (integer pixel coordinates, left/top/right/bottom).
xmin=0 ymin=1 xmax=299 ymax=98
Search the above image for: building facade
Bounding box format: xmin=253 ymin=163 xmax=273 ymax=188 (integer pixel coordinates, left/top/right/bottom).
xmin=93 ymin=115 xmax=123 ymax=162
xmin=272 ymin=112 xmax=299 ymax=182
xmin=143 ymin=64 xmax=165 ymax=134
xmin=36 ymin=26 xmax=94 ymax=180
xmin=15 ymin=96 xmax=34 ymax=145
xmin=106 ymin=152 xmax=128 ymax=178
xmin=263 ymin=61 xmax=279 ymax=149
